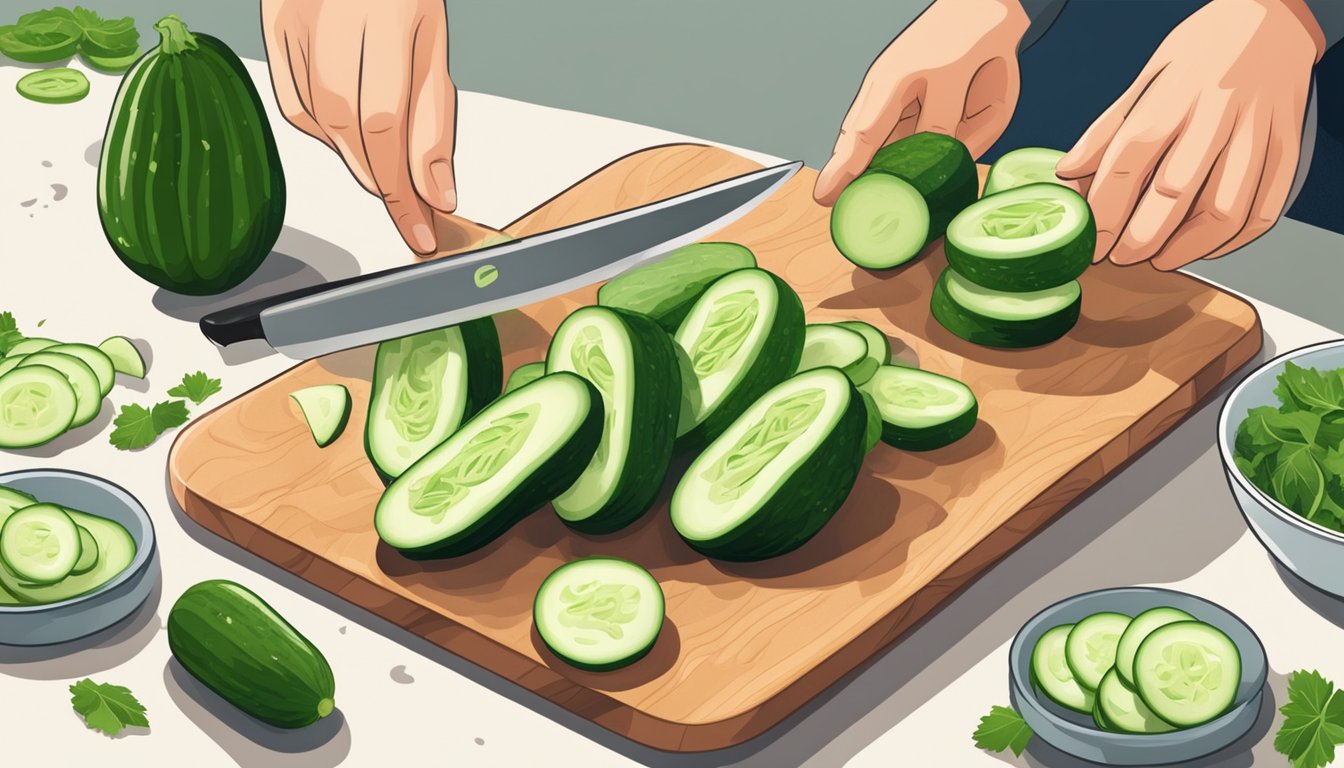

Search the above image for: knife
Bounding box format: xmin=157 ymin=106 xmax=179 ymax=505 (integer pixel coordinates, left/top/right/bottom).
xmin=200 ymin=160 xmax=802 ymax=360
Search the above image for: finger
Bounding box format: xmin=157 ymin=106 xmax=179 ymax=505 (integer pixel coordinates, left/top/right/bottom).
xmin=262 ymin=19 xmax=321 ymax=140
xmin=1057 ymin=64 xmax=1163 ymax=179
xmin=1086 ymin=107 xmax=1183 ymax=262
xmin=1109 ymin=100 xmax=1235 ymax=265
xmin=912 ymin=80 xmax=966 ymax=137
xmin=408 ymin=11 xmax=458 ymax=214
xmin=360 ymin=15 xmax=436 ymax=254
xmin=1206 ymin=109 xmax=1300 ymax=260
xmin=308 ymin=15 xmax=378 ymax=194
xmin=814 ymin=72 xmax=916 ymax=205
xmin=958 ymin=56 xmax=1018 ymax=158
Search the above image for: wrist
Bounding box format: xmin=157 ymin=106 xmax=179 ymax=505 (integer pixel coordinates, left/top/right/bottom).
xmin=1264 ymin=0 xmax=1327 ymax=61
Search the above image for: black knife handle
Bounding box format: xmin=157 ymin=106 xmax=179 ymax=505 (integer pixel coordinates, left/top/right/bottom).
xmin=199 ymin=276 xmax=362 ymax=346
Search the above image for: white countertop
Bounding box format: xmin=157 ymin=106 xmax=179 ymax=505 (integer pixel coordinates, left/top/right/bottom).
xmin=2 ymin=57 xmax=1341 ymax=768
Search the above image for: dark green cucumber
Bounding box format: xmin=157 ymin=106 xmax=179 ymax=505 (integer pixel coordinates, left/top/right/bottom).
xmin=98 ymin=15 xmax=285 ymax=295
xmin=168 ymin=580 xmax=335 ymax=729
xmin=866 ymin=132 xmax=978 ymax=248
xmin=931 ymin=268 xmax=1081 ymax=348
xmin=945 ymin=182 xmax=1095 ymax=291
xmin=598 ymin=242 xmax=757 ymax=332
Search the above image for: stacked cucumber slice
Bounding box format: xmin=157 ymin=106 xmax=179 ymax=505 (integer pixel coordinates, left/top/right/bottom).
xmin=1032 ymin=606 xmax=1242 ymax=733
xmin=0 ymin=485 xmax=137 ymax=604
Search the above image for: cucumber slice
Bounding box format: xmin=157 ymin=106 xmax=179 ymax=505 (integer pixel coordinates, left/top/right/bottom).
xmin=860 ymin=392 xmax=882 ymax=453
xmin=17 ymin=352 xmax=101 ymax=428
xmin=983 ymin=147 xmax=1068 ymax=196
xmin=0 ymin=506 xmax=136 ymax=604
xmin=290 ymin=384 xmax=352 ymax=448
xmin=97 ymin=336 xmax=146 ymax=378
xmin=860 ymin=365 xmax=977 ymax=451
xmin=71 ymin=526 xmax=99 ymax=575
xmin=0 ymin=355 xmax=26 ymax=378
xmin=598 ymin=242 xmax=757 ymax=332
xmin=1031 ymin=624 xmax=1095 ymax=714
xmin=932 ymin=268 xmax=1081 ymax=348
xmin=375 ymin=372 xmax=604 ymax=558
xmin=83 ymin=48 xmax=142 ymax=73
xmin=945 ymin=183 xmax=1095 ymax=291
xmin=1115 ymin=606 xmax=1196 ymax=689
xmin=1133 ymin=621 xmax=1241 ymax=728
xmin=547 ymin=307 xmax=681 ymax=533
xmin=365 ymin=319 xmax=502 ymax=483
xmin=673 ymin=268 xmax=805 ymax=451
xmin=8 ymin=338 xmax=59 ymax=356
xmin=533 ymin=557 xmax=664 ymax=671
xmin=0 ymin=504 xmax=81 ymax=584
xmin=672 ymin=367 xmax=867 ymax=560
xmin=797 ymin=324 xmax=871 ymax=384
xmin=0 ymin=366 xmax=78 ymax=448
xmin=16 ymin=68 xmax=89 ymax=104
xmin=1065 ymin=612 xmax=1132 ymax=691
xmin=831 ymin=173 xmax=930 ymax=269
xmin=1096 ymin=668 xmax=1177 ymax=734
xmin=504 ymin=362 xmax=546 ymax=394
xmin=834 ymin=321 xmax=890 ymax=384
xmin=45 ymin=343 xmax=115 ymax=397
xmin=866 ymin=132 xmax=980 ymax=247
xmin=0 ymin=486 xmax=37 ymax=515
xmin=1093 ymin=692 xmax=1115 ymax=732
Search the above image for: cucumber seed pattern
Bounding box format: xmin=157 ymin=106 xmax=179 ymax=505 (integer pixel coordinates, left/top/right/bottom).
xmin=557 ymin=580 xmax=642 ymax=645
xmin=389 ymin=337 xmax=453 ymax=443
xmin=408 ymin=405 xmax=539 ymax=524
xmin=691 ymin=290 xmax=758 ymax=377
xmin=980 ymin=199 xmax=1066 ymax=239
xmin=703 ymin=387 xmax=825 ymax=503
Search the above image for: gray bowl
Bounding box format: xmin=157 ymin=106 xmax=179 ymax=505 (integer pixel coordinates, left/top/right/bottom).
xmin=1218 ymin=339 xmax=1344 ymax=598
xmin=1009 ymin=587 xmax=1266 ymax=766
xmin=0 ymin=469 xmax=159 ymax=646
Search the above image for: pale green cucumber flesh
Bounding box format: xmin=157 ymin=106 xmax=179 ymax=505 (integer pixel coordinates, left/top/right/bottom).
xmin=797 ymin=324 xmax=868 ymax=381
xmin=860 ymin=365 xmax=977 ymax=451
xmin=830 ymin=173 xmax=929 ymax=269
xmin=97 ymin=336 xmax=147 ymax=378
xmin=16 ymin=352 xmax=100 ymax=427
xmin=71 ymin=526 xmax=100 ymax=575
xmin=1133 ymin=621 xmax=1241 ymax=728
xmin=833 ymin=321 xmax=890 ymax=385
xmin=0 ymin=503 xmax=136 ymax=604
xmin=1031 ymin=624 xmax=1096 ymax=714
xmin=291 ymin=384 xmax=351 ymax=448
xmin=983 ymin=147 xmax=1067 ymax=195
xmin=0 ymin=503 xmax=81 ymax=584
xmin=1064 ymin=611 xmax=1132 ymax=691
xmin=1115 ymin=606 xmax=1196 ymax=689
xmin=0 ymin=366 xmax=78 ymax=448
xmin=45 ymin=343 xmax=116 ymax=397
xmin=505 ymin=362 xmax=546 ymax=394
xmin=1096 ymin=668 xmax=1177 ymax=734
xmin=533 ymin=557 xmax=664 ymax=671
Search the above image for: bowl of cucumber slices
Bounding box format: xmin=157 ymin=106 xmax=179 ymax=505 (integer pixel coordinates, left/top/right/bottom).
xmin=1009 ymin=587 xmax=1266 ymax=766
xmin=0 ymin=469 xmax=159 ymax=646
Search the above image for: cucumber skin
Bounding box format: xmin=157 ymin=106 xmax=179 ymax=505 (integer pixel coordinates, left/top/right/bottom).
xmin=598 ymin=243 xmax=757 ymax=333
xmin=675 ymin=374 xmax=868 ymax=561
xmin=167 ymin=580 xmax=335 ymax=729
xmin=945 ymin=190 xmax=1096 ymax=292
xmin=675 ymin=270 xmax=807 ymax=453
xmin=547 ymin=308 xmax=682 ymax=534
xmin=878 ymin=402 xmax=978 ymax=452
xmin=866 ymin=132 xmax=979 ymax=249
xmin=98 ymin=27 xmax=285 ymax=296
xmin=930 ymin=269 xmax=1081 ymax=349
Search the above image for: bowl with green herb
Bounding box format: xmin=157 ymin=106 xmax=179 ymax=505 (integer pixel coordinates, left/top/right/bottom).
xmin=1219 ymin=339 xmax=1344 ymax=598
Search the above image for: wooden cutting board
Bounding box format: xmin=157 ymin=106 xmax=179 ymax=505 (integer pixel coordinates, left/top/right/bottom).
xmin=168 ymin=143 xmax=1262 ymax=752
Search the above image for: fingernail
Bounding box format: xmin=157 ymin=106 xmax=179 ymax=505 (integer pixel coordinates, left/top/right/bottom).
xmin=1093 ymin=231 xmax=1116 ymax=262
xmin=429 ymin=161 xmax=456 ymax=210
xmin=411 ymin=223 xmax=436 ymax=253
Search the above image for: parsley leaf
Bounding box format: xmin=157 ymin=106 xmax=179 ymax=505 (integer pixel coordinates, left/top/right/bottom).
xmin=0 ymin=311 xmax=23 ymax=355
xmin=167 ymin=371 xmax=222 ymax=406
xmin=1277 ymin=362 xmax=1344 ymax=419
xmin=1275 ymin=670 xmax=1344 ymax=768
xmin=109 ymin=400 xmax=190 ymax=450
xmin=973 ymin=704 xmax=1033 ymax=757
xmin=69 ymin=678 xmax=148 ymax=737
xmin=150 ymin=399 xmax=189 ymax=432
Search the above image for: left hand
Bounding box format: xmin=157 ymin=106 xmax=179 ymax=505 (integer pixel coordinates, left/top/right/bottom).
xmin=1054 ymin=0 xmax=1323 ymax=270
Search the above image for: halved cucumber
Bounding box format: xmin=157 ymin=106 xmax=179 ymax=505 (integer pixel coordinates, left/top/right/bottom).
xmin=1065 ymin=611 xmax=1132 ymax=691
xmin=598 ymin=242 xmax=757 ymax=332
xmin=830 ymin=173 xmax=930 ymax=269
xmin=45 ymin=343 xmax=115 ymax=397
xmin=375 ymin=372 xmax=604 ymax=558
xmin=1133 ymin=621 xmax=1241 ymax=728
xmin=860 ymin=365 xmax=977 ymax=451
xmin=673 ymin=268 xmax=805 ymax=451
xmin=98 ymin=336 xmax=147 ymax=378
xmin=1115 ymin=606 xmax=1196 ymax=689
xmin=1096 ymin=668 xmax=1176 ymax=734
xmin=797 ymin=324 xmax=871 ymax=384
xmin=834 ymin=321 xmax=890 ymax=383
xmin=0 ymin=366 xmax=78 ymax=448
xmin=945 ymin=183 xmax=1095 ymax=291
xmin=547 ymin=307 xmax=681 ymax=533
xmin=1031 ymin=624 xmax=1095 ymax=714
xmin=533 ymin=557 xmax=664 ymax=671
xmin=983 ymin=147 xmax=1068 ymax=196
xmin=7 ymin=338 xmax=58 ymax=356
xmin=290 ymin=384 xmax=352 ymax=448
xmin=0 ymin=506 xmax=136 ymax=604
xmin=0 ymin=504 xmax=81 ymax=585
xmin=71 ymin=526 xmax=100 ymax=575
xmin=17 ymin=352 xmax=101 ymax=428
xmin=365 ymin=319 xmax=502 ymax=483
xmin=505 ymin=362 xmax=546 ymax=394
xmin=932 ymin=268 xmax=1081 ymax=348
xmin=671 ymin=367 xmax=867 ymax=560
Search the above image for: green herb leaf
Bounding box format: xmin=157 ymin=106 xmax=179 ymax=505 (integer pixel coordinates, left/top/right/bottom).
xmin=1276 ymin=362 xmax=1344 ymax=418
xmin=150 ymin=399 xmax=189 ymax=432
xmin=973 ymin=704 xmax=1033 ymax=757
xmin=167 ymin=371 xmax=222 ymax=405
xmin=0 ymin=311 xmax=23 ymax=356
xmin=1275 ymin=670 xmax=1344 ymax=768
xmin=69 ymin=678 xmax=148 ymax=737
xmin=109 ymin=400 xmax=190 ymax=450
xmin=1273 ymin=442 xmax=1329 ymax=519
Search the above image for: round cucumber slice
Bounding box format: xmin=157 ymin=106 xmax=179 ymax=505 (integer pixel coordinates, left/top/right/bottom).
xmin=0 ymin=486 xmax=38 ymax=517
xmin=830 ymin=172 xmax=930 ymax=269
xmin=16 ymin=68 xmax=90 ymax=104
xmin=860 ymin=365 xmax=977 ymax=451
xmin=290 ymin=384 xmax=351 ymax=448
xmin=0 ymin=356 xmax=26 ymax=378
xmin=1031 ymin=624 xmax=1095 ymax=714
xmin=0 ymin=506 xmax=136 ymax=604
xmin=983 ymin=147 xmax=1068 ymax=196
xmin=945 ymin=182 xmax=1095 ymax=291
xmin=1096 ymin=668 xmax=1176 ymax=734
xmin=7 ymin=338 xmax=59 ymax=356
xmin=1065 ymin=611 xmax=1131 ymax=691
xmin=504 ymin=362 xmax=546 ymax=394
xmin=0 ymin=366 xmax=78 ymax=448
xmin=533 ymin=557 xmax=664 ymax=671
xmin=71 ymin=526 xmax=100 ymax=575
xmin=17 ymin=352 xmax=101 ymax=428
xmin=797 ymin=324 xmax=869 ymax=382
xmin=97 ymin=336 xmax=147 ymax=378
xmin=1133 ymin=621 xmax=1241 ymax=728
xmin=932 ymin=268 xmax=1081 ymax=348
xmin=833 ymin=321 xmax=890 ymax=385
xmin=0 ymin=504 xmax=81 ymax=585
xmin=45 ymin=343 xmax=115 ymax=397
xmin=1115 ymin=606 xmax=1196 ymax=689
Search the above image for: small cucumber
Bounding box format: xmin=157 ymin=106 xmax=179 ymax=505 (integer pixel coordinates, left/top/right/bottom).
xmin=16 ymin=68 xmax=89 ymax=104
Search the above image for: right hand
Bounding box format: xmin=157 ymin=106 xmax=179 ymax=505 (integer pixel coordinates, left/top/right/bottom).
xmin=261 ymin=0 xmax=458 ymax=255
xmin=814 ymin=0 xmax=1030 ymax=205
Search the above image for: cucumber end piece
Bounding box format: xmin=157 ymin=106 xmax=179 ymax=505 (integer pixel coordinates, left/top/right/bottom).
xmin=316 ymin=697 xmax=334 ymax=718
xmin=98 ymin=336 xmax=148 ymax=378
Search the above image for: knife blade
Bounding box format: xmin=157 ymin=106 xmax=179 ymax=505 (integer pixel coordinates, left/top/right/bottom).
xmin=199 ymin=160 xmax=802 ymax=360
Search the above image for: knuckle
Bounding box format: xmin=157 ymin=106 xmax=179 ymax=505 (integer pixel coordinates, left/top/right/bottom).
xmin=1150 ymin=172 xmax=1189 ymax=200
xmin=361 ymin=111 xmax=400 ymax=137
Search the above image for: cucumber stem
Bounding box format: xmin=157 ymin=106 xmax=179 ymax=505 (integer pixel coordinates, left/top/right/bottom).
xmin=316 ymin=697 xmax=334 ymax=718
xmin=154 ymin=15 xmax=199 ymax=55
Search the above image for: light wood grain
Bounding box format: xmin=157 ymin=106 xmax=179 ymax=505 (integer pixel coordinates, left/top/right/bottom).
xmin=168 ymin=143 xmax=1262 ymax=752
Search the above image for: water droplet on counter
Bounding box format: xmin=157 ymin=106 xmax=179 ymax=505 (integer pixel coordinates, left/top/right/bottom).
xmin=474 ymin=737 xmax=485 ymax=746
xmin=338 ymin=625 xmax=347 ymax=635
xmin=51 ymin=184 xmax=67 ymax=201
xmin=389 ymin=665 xmax=414 ymax=684
xmin=41 ymin=160 xmax=52 ymax=168
xmin=20 ymin=199 xmax=36 ymax=208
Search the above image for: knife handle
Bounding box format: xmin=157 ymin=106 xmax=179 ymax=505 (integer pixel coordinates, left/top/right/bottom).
xmin=199 ymin=277 xmax=364 ymax=346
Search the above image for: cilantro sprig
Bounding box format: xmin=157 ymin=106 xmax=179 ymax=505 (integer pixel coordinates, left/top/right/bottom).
xmin=973 ymin=704 xmax=1034 ymax=757
xmin=167 ymin=371 xmax=222 ymax=406
xmin=109 ymin=400 xmax=189 ymax=450
xmin=70 ymin=678 xmax=148 ymax=737
xmin=1277 ymin=670 xmax=1344 ymax=768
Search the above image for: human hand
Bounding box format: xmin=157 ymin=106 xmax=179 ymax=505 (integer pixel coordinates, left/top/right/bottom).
xmin=261 ymin=0 xmax=458 ymax=255
xmin=1055 ymin=0 xmax=1323 ymax=270
xmin=814 ymin=0 xmax=1029 ymax=205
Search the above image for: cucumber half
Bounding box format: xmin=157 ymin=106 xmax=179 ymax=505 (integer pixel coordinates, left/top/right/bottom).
xmin=533 ymin=557 xmax=664 ymax=671
xmin=1096 ymin=668 xmax=1176 ymax=734
xmin=671 ymin=367 xmax=867 ymax=561
xmin=1064 ymin=611 xmax=1131 ymax=691
xmin=1031 ymin=624 xmax=1096 ymax=714
xmin=1133 ymin=621 xmax=1241 ymax=728
xmin=374 ymin=372 xmax=604 ymax=558
xmin=0 ymin=365 xmax=78 ymax=448
xmin=598 ymin=242 xmax=757 ymax=333
xmin=0 ymin=504 xmax=81 ymax=585
xmin=97 ymin=336 xmax=147 ymax=378
xmin=290 ymin=384 xmax=352 ymax=448
xmin=945 ymin=182 xmax=1095 ymax=291
xmin=797 ymin=324 xmax=871 ymax=383
xmin=16 ymin=352 xmax=101 ymax=428
xmin=547 ymin=307 xmax=681 ymax=533
xmin=831 ymin=173 xmax=929 ymax=269
xmin=932 ymin=268 xmax=1081 ymax=348
xmin=1115 ymin=606 xmax=1195 ymax=689
xmin=983 ymin=147 xmax=1068 ymax=196
xmin=505 ymin=362 xmax=546 ymax=394
xmin=860 ymin=365 xmax=977 ymax=451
